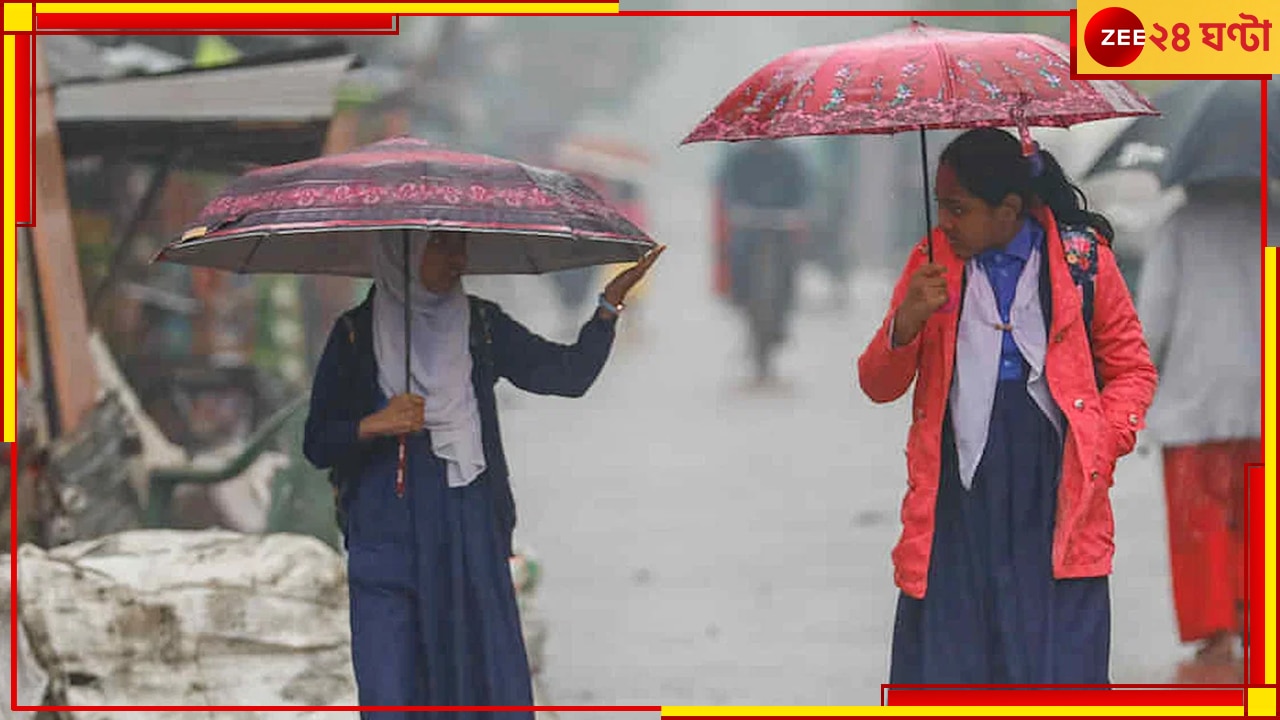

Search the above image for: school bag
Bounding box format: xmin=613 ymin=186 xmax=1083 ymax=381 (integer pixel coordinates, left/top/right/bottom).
xmin=1059 ymin=222 xmax=1116 ymax=395
xmin=1058 ymin=223 xmax=1106 ymax=349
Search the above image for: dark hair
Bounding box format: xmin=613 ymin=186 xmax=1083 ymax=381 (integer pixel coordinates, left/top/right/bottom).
xmin=938 ymin=127 xmax=1114 ymax=243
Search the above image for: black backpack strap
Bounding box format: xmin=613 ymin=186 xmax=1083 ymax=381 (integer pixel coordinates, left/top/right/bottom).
xmin=339 ymin=313 xmax=357 ymax=347
xmin=335 ymin=285 xmax=373 ymax=360
xmin=468 ymin=295 xmax=497 ymax=381
xmin=1081 ymin=274 xmax=1095 ymax=348
xmin=330 ymin=302 xmax=366 ymax=537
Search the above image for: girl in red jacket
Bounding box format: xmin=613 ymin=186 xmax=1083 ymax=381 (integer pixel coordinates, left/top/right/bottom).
xmin=859 ymin=128 xmax=1157 ymax=684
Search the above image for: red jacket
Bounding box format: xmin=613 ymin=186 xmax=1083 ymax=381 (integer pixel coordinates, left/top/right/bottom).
xmin=857 ymin=207 xmax=1158 ymax=599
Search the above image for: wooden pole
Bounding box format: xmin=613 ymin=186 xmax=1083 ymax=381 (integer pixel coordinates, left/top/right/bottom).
xmin=29 ymin=42 xmax=99 ymax=436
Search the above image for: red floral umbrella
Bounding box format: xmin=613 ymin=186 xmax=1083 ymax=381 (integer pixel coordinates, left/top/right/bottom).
xmin=682 ymin=21 xmax=1159 ymax=258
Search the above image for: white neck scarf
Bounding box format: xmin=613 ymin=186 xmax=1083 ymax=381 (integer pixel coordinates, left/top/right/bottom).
xmin=371 ymin=233 xmax=486 ymax=487
xmin=949 ymin=243 xmax=1060 ymax=489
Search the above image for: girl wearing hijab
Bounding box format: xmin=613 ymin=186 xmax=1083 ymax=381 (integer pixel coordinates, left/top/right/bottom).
xmin=304 ymin=230 xmax=663 ymax=717
xmin=858 ymin=128 xmax=1158 ymax=683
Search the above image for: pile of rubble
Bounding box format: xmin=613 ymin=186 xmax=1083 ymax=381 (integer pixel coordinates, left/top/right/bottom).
xmin=3 ymin=530 xmax=553 ymax=719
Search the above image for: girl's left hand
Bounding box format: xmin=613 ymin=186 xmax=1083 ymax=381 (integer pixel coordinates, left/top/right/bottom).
xmin=603 ymin=245 xmax=666 ymax=307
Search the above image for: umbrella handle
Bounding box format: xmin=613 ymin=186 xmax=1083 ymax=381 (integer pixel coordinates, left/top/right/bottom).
xmin=395 ymin=436 xmax=407 ymax=498
xmin=403 ymin=230 xmax=412 ymax=393
xmin=919 ymin=128 xmax=934 ymax=262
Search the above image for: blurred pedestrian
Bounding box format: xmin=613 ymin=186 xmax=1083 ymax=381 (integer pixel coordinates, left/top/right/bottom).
xmin=1135 ymin=178 xmax=1262 ymax=665
xmin=303 ymin=231 xmax=663 ymax=718
xmin=858 ymin=128 xmax=1158 ymax=684
xmin=714 ymin=140 xmax=812 ymax=383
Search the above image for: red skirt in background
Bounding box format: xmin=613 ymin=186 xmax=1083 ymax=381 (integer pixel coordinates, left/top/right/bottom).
xmin=1161 ymin=439 xmax=1260 ymax=643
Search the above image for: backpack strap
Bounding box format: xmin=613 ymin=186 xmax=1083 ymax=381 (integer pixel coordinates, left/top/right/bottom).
xmin=467 ymin=295 xmax=497 ymax=381
xmin=1060 ymin=224 xmax=1101 ymax=349
xmin=1059 ymin=224 xmax=1107 ymax=392
xmin=339 ymin=313 xmax=357 ymax=347
xmin=330 ymin=301 xmax=367 ymax=536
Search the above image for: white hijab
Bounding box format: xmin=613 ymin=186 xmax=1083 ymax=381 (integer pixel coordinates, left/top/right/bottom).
xmin=371 ymin=233 xmax=486 ymax=488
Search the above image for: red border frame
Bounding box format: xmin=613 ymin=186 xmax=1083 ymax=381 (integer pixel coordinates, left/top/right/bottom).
xmin=883 ymin=688 xmax=1245 ymax=706
xmin=34 ymin=13 xmax=400 ymax=32
xmin=14 ymin=32 xmax=32 ymax=226
xmin=1249 ymin=463 xmax=1266 ymax=687
xmin=5 ymin=5 xmax=1270 ymax=716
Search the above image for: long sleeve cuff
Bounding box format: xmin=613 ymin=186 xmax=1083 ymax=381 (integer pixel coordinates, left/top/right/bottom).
xmin=885 ymin=314 xmax=922 ymax=351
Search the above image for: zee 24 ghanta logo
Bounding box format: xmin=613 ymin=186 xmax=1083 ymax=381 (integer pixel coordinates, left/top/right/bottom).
xmin=1084 ymin=6 xmax=1272 ymax=67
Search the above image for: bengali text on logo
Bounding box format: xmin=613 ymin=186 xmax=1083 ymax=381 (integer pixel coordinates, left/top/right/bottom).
xmin=1076 ymin=2 xmax=1275 ymax=75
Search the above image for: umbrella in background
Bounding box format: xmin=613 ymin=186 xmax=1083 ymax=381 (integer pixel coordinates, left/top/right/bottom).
xmin=154 ymin=136 xmax=656 ymax=496
xmin=682 ymin=21 xmax=1159 ymax=259
xmin=1084 ymin=80 xmax=1279 ymax=188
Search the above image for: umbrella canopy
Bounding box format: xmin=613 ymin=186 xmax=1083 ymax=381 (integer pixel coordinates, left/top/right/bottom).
xmin=153 ymin=137 xmax=655 ymax=277
xmin=681 ymin=21 xmax=1158 ymax=260
xmin=682 ymin=21 xmax=1157 ymax=146
xmin=1083 ymin=80 xmax=1279 ymax=188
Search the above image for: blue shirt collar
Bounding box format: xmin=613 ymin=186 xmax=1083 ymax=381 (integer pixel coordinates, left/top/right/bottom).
xmin=978 ymin=216 xmax=1042 ymax=265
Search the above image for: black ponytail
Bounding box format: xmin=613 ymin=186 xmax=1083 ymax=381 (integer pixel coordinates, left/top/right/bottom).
xmin=1030 ymin=148 xmax=1114 ymax=244
xmin=939 ymin=127 xmax=1114 ymax=244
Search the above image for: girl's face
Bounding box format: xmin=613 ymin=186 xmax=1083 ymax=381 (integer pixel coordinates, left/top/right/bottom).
xmin=935 ymin=162 xmax=1022 ymax=260
xmin=418 ymin=231 xmax=468 ymax=293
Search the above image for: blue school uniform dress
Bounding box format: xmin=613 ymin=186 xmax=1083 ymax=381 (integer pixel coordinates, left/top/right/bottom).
xmin=304 ymin=288 xmax=616 ymax=718
xmin=890 ymin=218 xmax=1111 ymax=685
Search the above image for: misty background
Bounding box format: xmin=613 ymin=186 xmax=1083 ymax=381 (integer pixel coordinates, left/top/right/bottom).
xmin=16 ymin=2 xmax=1230 ymax=713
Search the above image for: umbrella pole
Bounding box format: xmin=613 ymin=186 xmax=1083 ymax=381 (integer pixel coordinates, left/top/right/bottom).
xmin=919 ymin=128 xmax=934 ymax=262
xmin=396 ymin=229 xmax=411 ymax=499
xmin=403 ymin=229 xmax=411 ymax=392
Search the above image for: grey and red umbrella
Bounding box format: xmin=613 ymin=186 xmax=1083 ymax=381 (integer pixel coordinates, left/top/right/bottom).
xmin=682 ymin=21 xmax=1159 ymax=258
xmin=155 ymin=136 xmax=655 ymax=276
xmin=153 ymin=136 xmax=657 ymax=494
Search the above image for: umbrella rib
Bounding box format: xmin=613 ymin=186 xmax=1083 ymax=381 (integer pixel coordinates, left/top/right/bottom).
xmin=525 ymin=237 xmax=539 ymax=273
xmin=928 ymin=37 xmax=956 ymax=124
xmin=785 ymin=50 xmax=830 ymax=116
xmin=511 ymin=161 xmax=570 ymax=274
xmin=237 ymin=236 xmax=267 ymax=274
